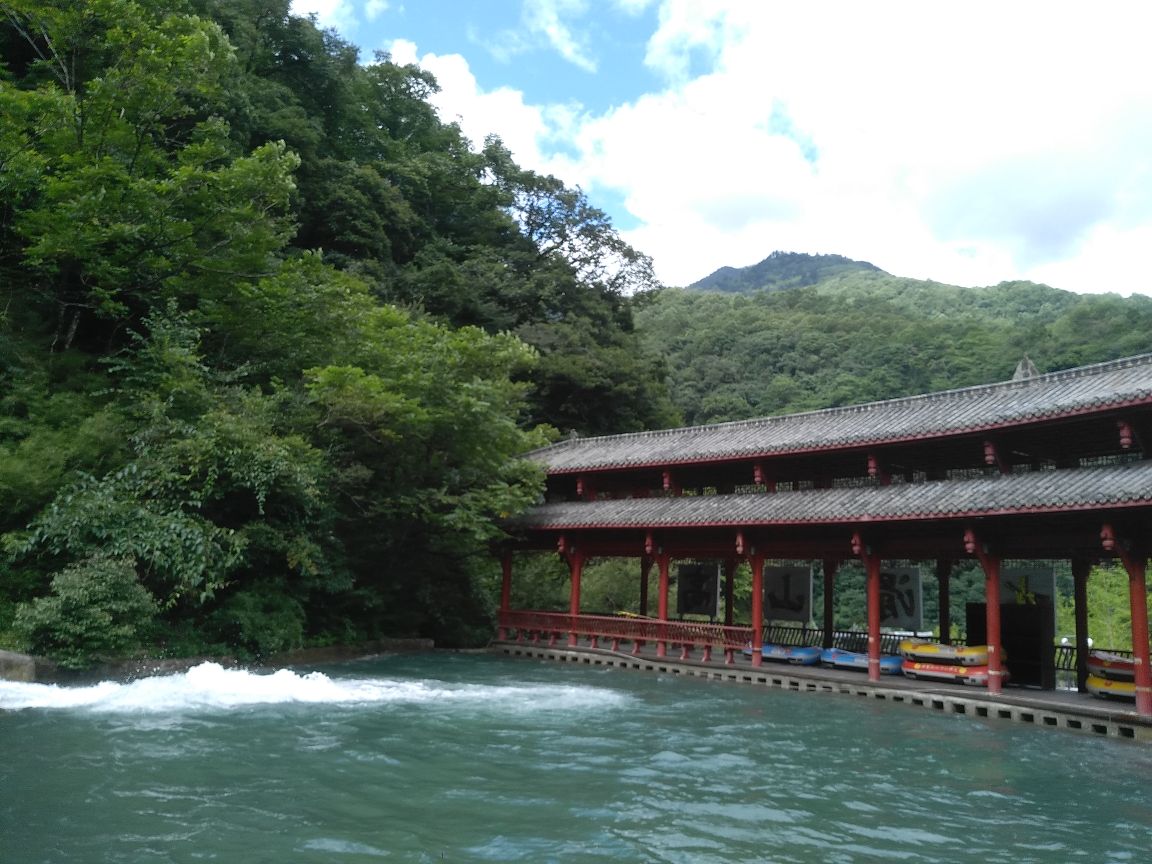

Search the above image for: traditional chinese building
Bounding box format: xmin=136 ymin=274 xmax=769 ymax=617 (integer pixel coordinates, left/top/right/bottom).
xmin=497 ymin=353 xmax=1152 ymax=717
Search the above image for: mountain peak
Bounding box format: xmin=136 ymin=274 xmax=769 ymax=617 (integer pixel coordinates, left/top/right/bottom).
xmin=687 ymin=251 xmax=884 ymax=293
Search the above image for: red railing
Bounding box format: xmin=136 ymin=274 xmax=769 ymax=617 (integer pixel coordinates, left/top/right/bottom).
xmin=499 ymin=610 xmax=754 ymax=663
xmin=499 ymin=614 xmax=1124 ymax=676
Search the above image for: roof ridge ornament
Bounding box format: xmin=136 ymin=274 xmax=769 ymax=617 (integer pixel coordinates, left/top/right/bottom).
xmin=1012 ymin=355 xmax=1040 ymax=381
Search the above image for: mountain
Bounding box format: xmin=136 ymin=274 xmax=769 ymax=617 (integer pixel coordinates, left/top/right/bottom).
xmin=688 ymin=251 xmax=884 ymax=293
xmin=636 ymin=267 xmax=1152 ymax=427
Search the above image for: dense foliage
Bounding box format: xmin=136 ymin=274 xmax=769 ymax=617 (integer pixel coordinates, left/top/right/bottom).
xmin=0 ymin=0 xmax=676 ymax=664
xmin=637 ymin=264 xmax=1152 ymax=425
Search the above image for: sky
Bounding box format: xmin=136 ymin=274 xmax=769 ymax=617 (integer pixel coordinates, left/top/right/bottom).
xmin=289 ymin=0 xmax=1152 ymax=296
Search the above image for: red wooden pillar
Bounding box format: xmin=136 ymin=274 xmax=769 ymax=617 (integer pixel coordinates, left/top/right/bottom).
xmin=866 ymin=556 xmax=882 ymax=682
xmin=1125 ymin=559 xmax=1152 ymax=717
xmin=821 ymin=559 xmax=837 ymax=649
xmin=557 ymin=535 xmax=585 ymax=649
xmin=1101 ymin=524 xmax=1151 ymax=716
xmin=964 ymin=530 xmax=1004 ymax=695
xmin=566 ymin=550 xmax=584 ymax=648
xmin=497 ymin=550 xmax=513 ymax=641
xmin=983 ymin=557 xmax=1005 ymax=695
xmin=656 ymin=551 xmax=671 ymax=658
xmin=851 ymin=532 xmax=882 ymax=682
xmin=750 ymin=553 xmax=765 ymax=667
xmin=935 ymin=558 xmax=952 ymax=645
xmin=1071 ymin=557 xmax=1091 ymax=693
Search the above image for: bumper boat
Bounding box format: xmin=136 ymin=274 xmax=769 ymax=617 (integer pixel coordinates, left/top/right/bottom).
xmin=741 ymin=643 xmax=823 ymax=665
xmin=899 ymin=639 xmax=996 ymax=666
xmin=900 ymin=658 xmax=1007 ymax=685
xmin=1085 ymin=672 xmax=1136 ymax=700
xmin=820 ymin=647 xmax=903 ymax=674
xmin=1086 ymin=650 xmax=1135 ymax=680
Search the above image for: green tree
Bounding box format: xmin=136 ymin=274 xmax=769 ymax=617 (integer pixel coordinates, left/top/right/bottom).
xmin=13 ymin=554 xmax=159 ymax=668
xmin=1054 ymin=564 xmax=1152 ymax=652
xmin=0 ymin=0 xmax=675 ymax=664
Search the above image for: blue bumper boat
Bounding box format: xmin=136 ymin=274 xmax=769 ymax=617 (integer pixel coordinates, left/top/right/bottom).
xmin=820 ymin=647 xmax=903 ymax=674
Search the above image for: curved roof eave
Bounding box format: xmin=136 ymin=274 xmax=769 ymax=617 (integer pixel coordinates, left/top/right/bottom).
xmin=529 ymin=353 xmax=1152 ymax=474
xmin=510 ymin=461 xmax=1152 ymax=531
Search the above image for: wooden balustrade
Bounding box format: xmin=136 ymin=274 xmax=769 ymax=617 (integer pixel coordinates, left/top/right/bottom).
xmin=499 ymin=612 xmax=1119 ymax=672
xmin=500 ymin=610 xmax=753 ymax=663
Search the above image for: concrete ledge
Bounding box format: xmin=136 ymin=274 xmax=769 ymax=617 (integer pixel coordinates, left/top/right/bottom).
xmin=492 ymin=642 xmax=1152 ymax=743
xmin=0 ymin=650 xmax=57 ymax=682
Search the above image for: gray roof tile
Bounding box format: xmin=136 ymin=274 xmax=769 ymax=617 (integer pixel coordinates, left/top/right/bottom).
xmin=531 ymin=353 xmax=1152 ymax=473
xmin=512 ymin=461 xmax=1152 ymax=530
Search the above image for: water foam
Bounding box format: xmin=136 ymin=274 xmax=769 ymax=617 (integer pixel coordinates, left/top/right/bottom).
xmin=0 ymin=661 xmax=632 ymax=714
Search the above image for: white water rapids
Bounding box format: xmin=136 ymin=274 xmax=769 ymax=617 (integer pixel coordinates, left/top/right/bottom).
xmin=0 ymin=660 xmax=633 ymax=714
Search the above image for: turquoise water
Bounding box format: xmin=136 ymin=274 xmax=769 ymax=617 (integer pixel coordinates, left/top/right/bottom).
xmin=2 ymin=654 xmax=1150 ymax=863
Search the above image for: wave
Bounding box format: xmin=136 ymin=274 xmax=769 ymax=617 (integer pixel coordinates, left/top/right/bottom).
xmin=0 ymin=661 xmax=632 ymax=715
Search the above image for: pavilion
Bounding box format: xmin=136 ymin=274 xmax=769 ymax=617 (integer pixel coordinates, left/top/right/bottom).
xmin=496 ymin=353 xmax=1152 ymax=718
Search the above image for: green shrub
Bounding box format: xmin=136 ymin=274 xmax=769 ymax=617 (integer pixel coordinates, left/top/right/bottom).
xmin=13 ymin=555 xmax=159 ymax=668
xmin=206 ymin=584 xmax=305 ymax=658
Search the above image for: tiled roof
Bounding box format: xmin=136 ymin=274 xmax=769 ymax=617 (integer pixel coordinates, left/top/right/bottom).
xmin=530 ymin=353 xmax=1152 ymax=473
xmin=511 ymin=460 xmax=1152 ymax=530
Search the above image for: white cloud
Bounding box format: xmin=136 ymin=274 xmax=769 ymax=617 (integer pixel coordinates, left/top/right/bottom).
xmin=523 ymin=0 xmax=597 ymax=72
xmin=614 ymin=0 xmax=655 ymax=14
xmin=386 ymin=39 xmax=575 ymax=174
xmin=365 ymin=0 xmax=388 ymax=21
xmin=288 ymin=0 xmax=358 ymax=34
xmin=643 ymin=0 xmax=730 ymax=83
xmin=380 ymin=0 xmax=1152 ymax=295
xmin=592 ymin=1 xmax=1152 ymax=292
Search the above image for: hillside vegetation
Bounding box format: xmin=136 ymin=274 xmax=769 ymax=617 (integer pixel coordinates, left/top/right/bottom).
xmin=0 ymin=0 xmax=677 ymax=664
xmin=638 ymin=256 xmax=1152 ymax=425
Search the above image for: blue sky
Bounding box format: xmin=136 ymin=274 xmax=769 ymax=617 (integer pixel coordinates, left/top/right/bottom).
xmin=291 ymin=1 xmax=1152 ymax=296
xmin=375 ymin=2 xmax=662 ymax=116
xmin=295 ymin=1 xmax=665 ymax=115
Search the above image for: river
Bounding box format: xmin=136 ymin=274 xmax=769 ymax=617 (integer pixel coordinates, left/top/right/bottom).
xmin=2 ymin=653 xmax=1150 ymax=863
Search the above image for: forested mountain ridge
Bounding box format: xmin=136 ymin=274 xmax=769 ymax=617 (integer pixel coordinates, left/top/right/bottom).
xmin=688 ymin=251 xmax=883 ymax=293
xmin=0 ymin=0 xmax=679 ymax=664
xmin=637 ymin=267 xmax=1152 ymax=426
